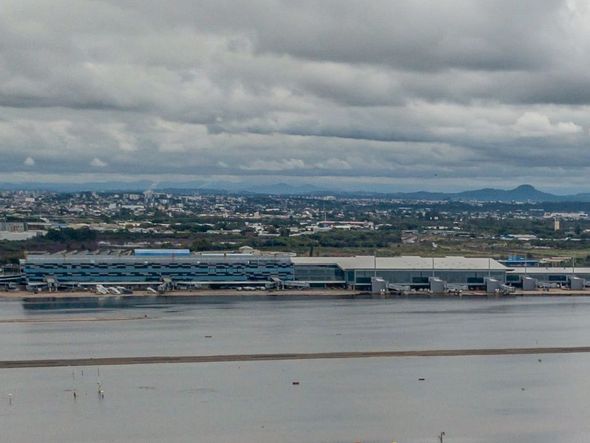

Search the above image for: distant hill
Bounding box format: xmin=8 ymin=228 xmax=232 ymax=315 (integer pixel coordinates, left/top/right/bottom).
xmin=455 ymin=184 xmax=561 ymax=202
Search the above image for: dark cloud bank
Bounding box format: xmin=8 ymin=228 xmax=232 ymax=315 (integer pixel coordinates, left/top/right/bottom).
xmin=1 ymin=0 xmax=590 ymax=192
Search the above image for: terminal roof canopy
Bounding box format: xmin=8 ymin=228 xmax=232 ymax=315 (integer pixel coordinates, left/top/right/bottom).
xmin=133 ymin=249 xmax=191 ymax=256
xmin=291 ymin=256 xmax=507 ymax=271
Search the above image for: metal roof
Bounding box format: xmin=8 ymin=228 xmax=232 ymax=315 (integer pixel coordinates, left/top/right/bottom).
xmin=134 ymin=249 xmax=190 ymax=256
xmin=22 ymin=252 xmax=292 ymax=264
xmin=292 ymin=256 xmax=507 ymax=271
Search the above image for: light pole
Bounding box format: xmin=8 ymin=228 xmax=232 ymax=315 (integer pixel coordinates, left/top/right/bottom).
xmin=573 ymin=255 xmax=576 ymax=274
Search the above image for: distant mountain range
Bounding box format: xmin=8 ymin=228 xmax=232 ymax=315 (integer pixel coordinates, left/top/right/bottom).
xmin=0 ymin=180 xmax=326 ymax=195
xmin=3 ymin=181 xmax=590 ymax=202
xmin=240 ymin=183 xmax=590 ymax=201
xmin=368 ymin=184 xmax=590 ymax=202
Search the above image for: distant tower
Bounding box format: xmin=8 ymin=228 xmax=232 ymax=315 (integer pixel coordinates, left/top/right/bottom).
xmin=554 ymin=218 xmax=561 ymax=231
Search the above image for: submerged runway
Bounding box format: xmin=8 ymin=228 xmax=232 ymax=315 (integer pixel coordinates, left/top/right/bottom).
xmin=2 ymin=346 xmax=590 ymax=369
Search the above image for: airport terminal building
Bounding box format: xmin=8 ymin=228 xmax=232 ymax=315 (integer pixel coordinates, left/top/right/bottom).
xmin=506 ymin=267 xmax=590 ymax=290
xmin=20 ymin=249 xmax=513 ymax=292
xmin=21 ymin=249 xmax=294 ymax=289
xmin=17 ymin=248 xmax=590 ymax=293
xmin=292 ymin=256 xmax=507 ymax=290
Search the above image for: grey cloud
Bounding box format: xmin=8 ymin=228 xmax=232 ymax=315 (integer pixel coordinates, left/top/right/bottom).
xmin=1 ymin=0 xmax=590 ymax=190
xmin=114 ymin=0 xmax=562 ymax=71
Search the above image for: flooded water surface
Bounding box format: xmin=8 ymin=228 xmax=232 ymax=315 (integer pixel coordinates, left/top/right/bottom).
xmin=1 ymin=296 xmax=590 ymax=442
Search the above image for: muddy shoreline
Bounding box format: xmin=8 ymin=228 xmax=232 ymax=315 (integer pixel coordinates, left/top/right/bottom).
xmin=2 ymin=346 xmax=590 ymax=369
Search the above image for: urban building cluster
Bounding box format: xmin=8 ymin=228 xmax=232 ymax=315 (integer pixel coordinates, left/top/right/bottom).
xmin=5 ymin=248 xmax=589 ymax=295
xmin=3 ymin=190 xmax=590 ymax=294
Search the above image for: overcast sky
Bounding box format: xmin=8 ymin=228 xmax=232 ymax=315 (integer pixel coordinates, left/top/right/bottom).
xmin=2 ymin=0 xmax=590 ymax=192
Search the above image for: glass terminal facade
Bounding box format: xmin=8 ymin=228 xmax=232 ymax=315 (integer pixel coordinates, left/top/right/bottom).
xmin=22 ymin=252 xmax=294 ymax=285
